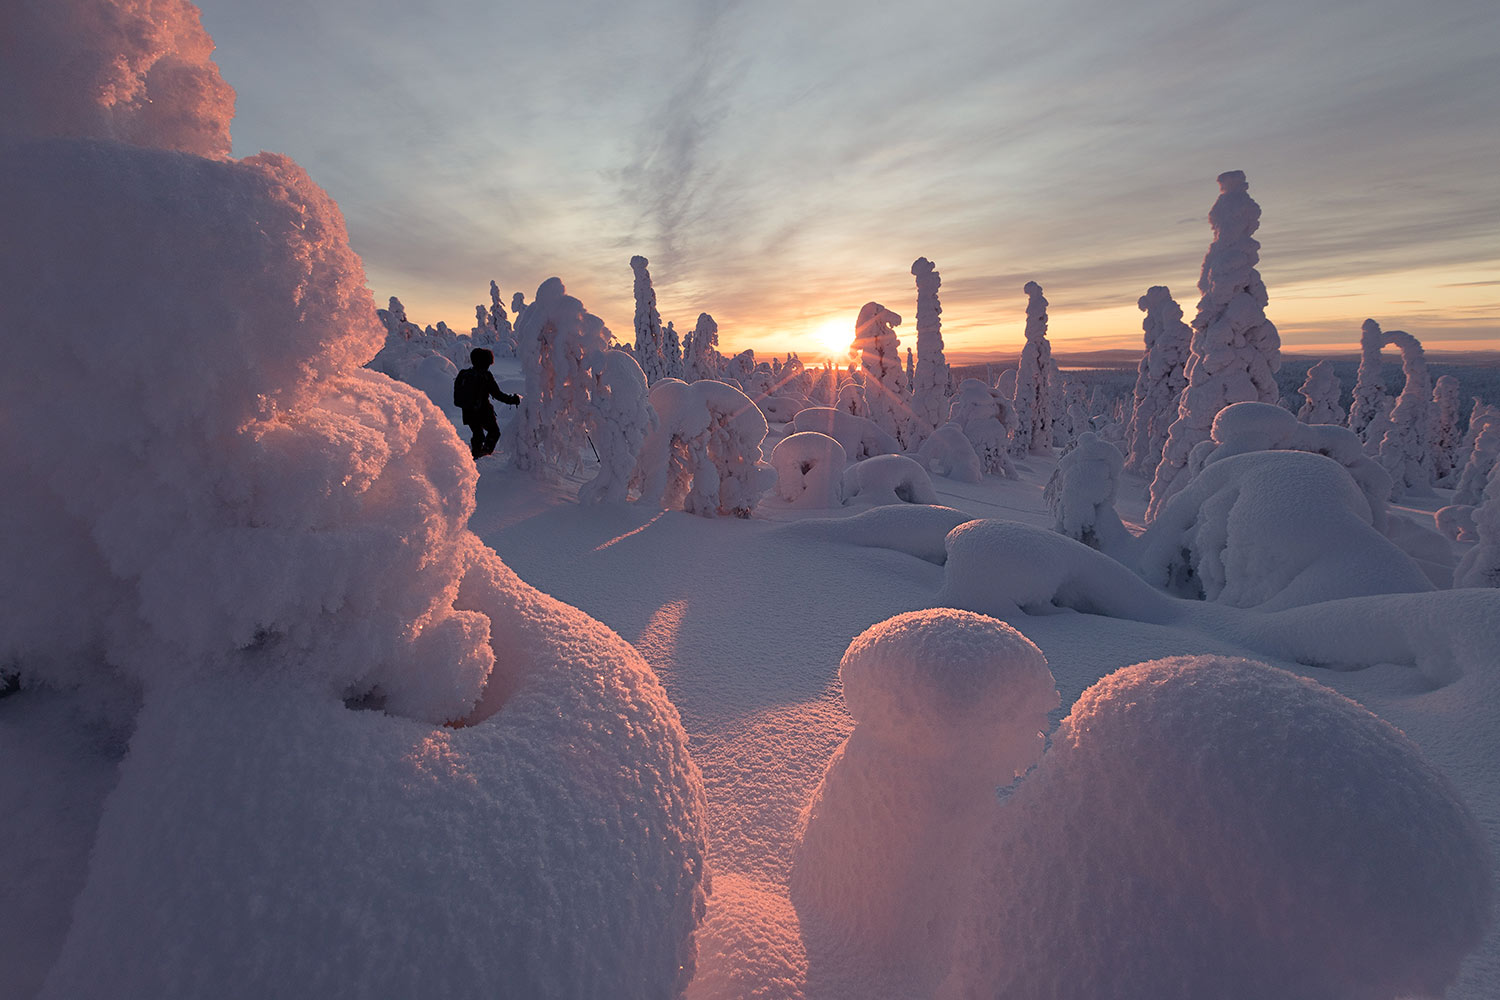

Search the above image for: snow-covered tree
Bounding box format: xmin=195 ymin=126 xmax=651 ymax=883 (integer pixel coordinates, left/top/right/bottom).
xmin=1455 ymin=460 xmax=1500 ymax=587
xmin=1147 ymin=170 xmax=1281 ymax=522
xmin=1124 ymin=286 xmax=1191 ymax=477
xmin=1376 ymin=328 xmax=1433 ymax=496
xmin=512 ymin=291 xmax=526 ymax=317
xmin=1296 ymin=359 xmax=1344 ymax=425
xmin=1044 ymin=432 xmax=1131 ymax=557
xmin=1454 ymin=410 xmax=1500 ymax=506
xmin=471 ymin=280 xmax=515 ymax=357
xmin=853 ymin=302 xmax=911 ymax=446
xmin=1047 ymin=355 xmax=1069 ymax=448
xmin=630 ymin=255 xmax=668 ymax=385
xmin=948 ymin=378 xmax=1016 ymax=477
xmin=510 ymin=277 xmax=615 ymax=476
xmin=1431 ymin=375 xmax=1464 ymax=485
xmin=685 ymin=312 xmax=722 ymax=382
xmin=662 ymin=320 xmax=684 ymax=379
xmin=906 ymin=347 xmax=915 ymax=387
xmin=634 ymin=378 xmax=773 ymax=518
xmin=578 ymin=349 xmax=657 ymax=505
xmin=1349 ymin=318 xmax=1389 ymax=443
xmin=910 ymin=257 xmax=950 ymax=442
xmin=1010 ymin=281 xmax=1054 ymax=456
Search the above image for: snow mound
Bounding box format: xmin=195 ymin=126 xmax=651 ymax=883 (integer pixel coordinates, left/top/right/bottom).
xmin=841 ymin=454 xmax=938 ymax=507
xmin=781 ymin=504 xmax=974 ymax=566
xmin=916 ymin=423 xmax=983 ymax=483
xmin=794 ymin=610 xmax=1057 ymax=993
xmin=688 ymin=874 xmax=807 ymax=1000
xmin=942 ymin=655 xmax=1493 ymax=1000
xmin=1138 ymin=450 xmax=1432 ymax=610
xmin=791 ymin=406 xmax=901 ymax=461
xmin=770 ymin=431 xmax=847 ymax=508
xmin=758 ymin=394 xmax=808 ymax=423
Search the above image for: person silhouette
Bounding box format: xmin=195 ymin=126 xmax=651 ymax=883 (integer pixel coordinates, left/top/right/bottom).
xmin=453 ymin=348 xmax=520 ymax=459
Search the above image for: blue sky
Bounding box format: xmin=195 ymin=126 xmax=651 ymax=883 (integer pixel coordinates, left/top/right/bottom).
xmin=195 ymin=0 xmax=1499 ymax=361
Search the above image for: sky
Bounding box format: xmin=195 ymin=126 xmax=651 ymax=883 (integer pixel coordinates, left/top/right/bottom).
xmin=194 ymin=0 xmax=1499 ymax=363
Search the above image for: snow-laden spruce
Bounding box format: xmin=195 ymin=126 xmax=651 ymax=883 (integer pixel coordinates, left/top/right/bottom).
xmin=684 ymin=312 xmax=723 ymax=382
xmin=0 ymin=8 xmax=708 ymax=995
xmin=947 ymin=378 xmax=1017 ymax=476
xmin=853 ymin=302 xmax=912 ymax=447
xmin=1148 ymin=170 xmax=1281 ymax=521
xmin=1044 ymin=432 xmax=1132 ymax=559
xmin=630 ymin=255 xmax=669 ymax=385
xmin=579 ymin=348 xmax=658 ymax=504
xmin=916 ymin=424 xmax=984 ymax=483
xmin=1454 ymin=407 xmax=1500 ymax=506
xmin=1374 ymin=326 xmax=1434 ymax=496
xmin=1297 ymin=358 xmax=1345 ymax=425
xmin=1350 ymin=317 xmax=1390 ymax=443
xmin=1009 ymin=281 xmax=1054 ymax=456
xmin=910 ymin=257 xmax=951 ymax=442
xmin=1455 ymin=460 xmax=1500 ymax=588
xmin=791 ymin=406 xmax=901 ymax=462
xmin=1432 ymin=374 xmax=1465 ymax=484
xmin=635 ymin=378 xmax=774 ymax=517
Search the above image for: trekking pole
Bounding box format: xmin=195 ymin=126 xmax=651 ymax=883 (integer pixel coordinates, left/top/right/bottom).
xmin=586 ymin=433 xmax=600 ymax=462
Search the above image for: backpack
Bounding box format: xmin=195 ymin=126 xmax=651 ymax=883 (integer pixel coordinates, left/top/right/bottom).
xmin=453 ymin=369 xmax=483 ymax=410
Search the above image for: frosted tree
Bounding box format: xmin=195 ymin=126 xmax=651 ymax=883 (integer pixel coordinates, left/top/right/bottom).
xmin=510 ymin=277 xmax=614 ymax=476
xmin=1454 ymin=463 xmax=1500 ymax=588
xmin=662 ymin=320 xmax=684 ymax=379
xmin=853 ymin=302 xmax=911 ymax=446
xmin=1123 ymin=286 xmax=1191 ymax=476
xmin=1375 ymin=328 xmax=1433 ymax=496
xmin=630 ymin=255 xmax=669 ymax=385
xmin=1147 ymin=170 xmax=1281 ymax=522
xmin=906 ymin=348 xmax=915 ymax=386
xmin=910 ymin=257 xmax=951 ymax=442
xmin=1296 ymin=359 xmax=1344 ymax=425
xmin=471 ymin=280 xmax=514 ymax=356
xmin=684 ymin=313 xmax=722 ymax=382
xmin=1349 ymin=319 xmax=1390 ymax=443
xmin=1010 ymin=281 xmax=1054 ymax=456
xmin=512 ymin=291 xmax=526 ymax=317
xmin=1454 ymin=410 xmax=1500 ymax=506
xmin=1431 ymin=376 xmax=1463 ymax=484
xmin=948 ymin=378 xmax=1016 ymax=476
xmin=1044 ymin=432 xmax=1132 ymax=557
xmin=635 ymin=378 xmax=774 ymax=518
xmin=579 ymin=350 xmax=657 ymax=505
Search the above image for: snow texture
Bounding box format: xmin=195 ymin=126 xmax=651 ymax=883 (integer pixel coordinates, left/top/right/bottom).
xmin=1296 ymin=358 xmax=1345 ymax=425
xmin=1 ymin=0 xmax=234 ymax=158
xmin=636 ymin=378 xmax=775 ymax=518
xmin=791 ymin=407 xmax=901 ymax=462
xmin=915 ymin=424 xmax=983 ymax=483
xmin=793 ymin=610 xmax=1057 ymax=994
xmin=0 ymin=129 xmax=708 ymax=996
xmin=840 ymin=455 xmax=939 ymax=507
xmin=947 ymin=379 xmax=1016 ymax=477
xmin=1044 ymin=432 xmax=1132 ymax=559
xmin=1009 ymin=281 xmax=1053 ymax=456
xmin=1148 ymin=171 xmax=1281 ymax=522
xmin=770 ymin=432 xmax=848 ymax=508
xmin=852 ymin=302 xmax=911 ymax=446
xmin=910 ymin=257 xmax=951 ymax=440
xmin=940 ymin=655 xmax=1493 ymax=1000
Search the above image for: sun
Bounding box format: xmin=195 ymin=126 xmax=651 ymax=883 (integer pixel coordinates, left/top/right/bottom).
xmin=810 ymin=317 xmax=853 ymax=363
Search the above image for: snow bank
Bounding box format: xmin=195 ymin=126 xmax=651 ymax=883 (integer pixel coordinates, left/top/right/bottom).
xmin=916 ymin=423 xmax=983 ymax=483
xmin=791 ymin=406 xmax=901 ymax=461
xmin=637 ymin=378 xmax=774 ymax=517
xmin=1138 ymin=450 xmax=1431 ymax=609
xmin=769 ymin=432 xmax=847 ymax=508
xmin=841 ymin=454 xmax=939 ymax=507
xmin=793 ymin=610 xmax=1057 ymax=993
xmin=941 ymin=655 xmax=1493 ymax=1000
xmin=758 ymin=394 xmax=808 ymax=423
xmin=780 ymin=504 xmax=974 ymax=566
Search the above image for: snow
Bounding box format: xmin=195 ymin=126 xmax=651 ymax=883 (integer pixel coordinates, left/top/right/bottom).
xmin=770 ymin=432 xmax=848 ymax=508
xmin=840 ymin=455 xmax=939 ymax=507
xmin=636 ymin=377 xmax=775 ymax=518
xmin=915 ymin=423 xmax=983 ymax=484
xmin=909 ymin=257 xmax=950 ymax=440
xmin=791 ymin=406 xmax=901 ymax=462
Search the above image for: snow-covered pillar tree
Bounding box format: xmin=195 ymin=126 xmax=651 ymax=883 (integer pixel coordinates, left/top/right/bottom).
xmin=1296 ymin=359 xmax=1344 ymax=425
xmin=1431 ymin=375 xmax=1463 ymax=485
xmin=1454 ymin=462 xmax=1500 ymax=588
xmin=1123 ymin=287 xmax=1192 ymax=477
xmin=686 ymin=313 xmax=721 ymax=382
xmin=1454 ymin=411 xmax=1500 ymax=506
xmin=630 ymin=255 xmax=668 ymax=385
xmin=853 ymin=302 xmax=911 ymax=447
xmin=1349 ymin=318 xmax=1389 ymax=443
xmin=1010 ymin=281 xmax=1053 ymax=456
xmin=1147 ymin=170 xmax=1281 ymax=522
xmin=1376 ymin=329 xmax=1433 ymax=496
xmin=662 ymin=321 xmax=683 ymax=379
xmin=906 ymin=348 xmax=915 ymax=386
xmin=910 ymin=257 xmax=950 ymax=443
xmin=1047 ymin=354 xmax=1069 ymax=448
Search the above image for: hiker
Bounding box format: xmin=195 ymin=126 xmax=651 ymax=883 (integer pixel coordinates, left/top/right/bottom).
xmin=453 ymin=348 xmax=520 ymax=459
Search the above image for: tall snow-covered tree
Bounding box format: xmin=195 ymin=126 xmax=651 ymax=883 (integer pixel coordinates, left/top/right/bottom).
xmin=853 ymin=302 xmax=911 ymax=446
xmin=910 ymin=257 xmax=950 ymax=442
xmin=1010 ymin=281 xmax=1054 ymax=456
xmin=1454 ymin=408 xmax=1500 ymax=506
xmin=685 ymin=312 xmax=722 ymax=382
xmin=1349 ymin=318 xmax=1389 ymax=443
xmin=1147 ymin=170 xmax=1280 ymax=522
xmin=630 ymin=255 xmax=669 ymax=385
xmin=1454 ymin=459 xmax=1500 ymax=588
xmin=1431 ymin=375 xmax=1464 ymax=484
xmin=1296 ymin=359 xmax=1344 ymax=425
xmin=510 ymin=277 xmax=614 ymax=476
xmin=1375 ymin=328 xmax=1433 ymax=496
xmin=1124 ymin=287 xmax=1191 ymax=477
xmin=662 ymin=320 xmax=683 ymax=379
